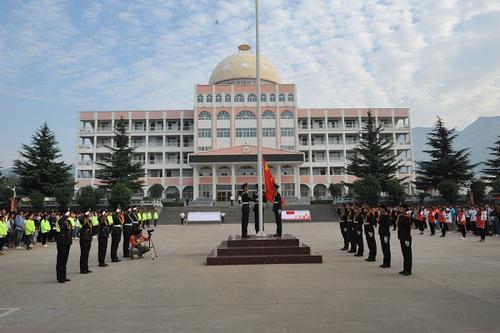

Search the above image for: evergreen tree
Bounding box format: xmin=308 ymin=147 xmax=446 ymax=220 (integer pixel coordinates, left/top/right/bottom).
xmin=96 ymin=117 xmax=143 ymax=191
xmin=416 ymin=117 xmax=476 ymax=191
xmin=346 ymin=111 xmax=401 ymax=190
xmin=77 ymin=186 xmax=100 ymax=210
xmin=13 ymin=123 xmax=72 ymax=196
xmin=482 ymin=135 xmax=500 ymax=184
xmin=352 ymin=175 xmax=381 ymax=204
xmin=109 ymin=182 xmax=132 ymax=209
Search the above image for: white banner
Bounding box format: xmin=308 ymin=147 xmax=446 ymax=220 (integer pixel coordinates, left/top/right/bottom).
xmin=281 ymin=210 xmax=311 ymax=221
xmin=187 ymin=211 xmax=221 ymax=223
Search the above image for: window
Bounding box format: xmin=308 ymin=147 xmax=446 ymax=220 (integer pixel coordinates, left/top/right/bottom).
xmin=281 ymin=166 xmax=294 ymax=175
xmin=269 ymin=93 xmax=276 ymax=102
xmin=345 ymin=135 xmax=358 ymax=144
xmin=280 ymin=127 xmax=294 ymax=137
xmin=287 ymin=93 xmax=294 ymax=102
xmin=311 ymin=119 xmax=324 ymax=129
xmin=300 ymin=167 xmax=310 ymax=175
xmin=281 ymin=110 xmax=294 ymax=119
xmin=345 ymin=119 xmax=357 ymax=128
xmin=262 ymin=110 xmax=275 ymax=119
xmin=218 ymin=167 xmax=230 ymax=176
xmin=236 ymin=110 xmax=256 ymax=120
xmin=237 ymin=166 xmax=256 ymax=176
xmin=281 ymin=145 xmax=295 ymax=150
xmin=217 ymin=128 xmax=230 ymax=137
xmin=198 ymin=146 xmax=212 ymax=151
xmin=329 ymin=151 xmax=342 ymax=161
xmin=278 ymin=93 xmax=285 ymax=102
xmin=198 ymin=129 xmax=211 ymax=138
xmin=198 ymin=111 xmax=211 ymax=120
xmin=217 ymin=111 xmax=230 ymax=120
xmin=197 ymin=95 xmax=203 ymax=103
xmin=199 ymin=167 xmax=212 ymax=176
xmin=199 ymin=184 xmax=212 ymax=198
xmin=262 ymin=128 xmax=276 ymax=137
xmin=234 ymin=94 xmax=244 ymax=102
xmin=299 ymin=118 xmax=308 ymax=129
xmin=328 ymin=119 xmax=339 ymax=128
xmin=183 ymin=136 xmax=193 ymax=147
xmin=312 ymin=151 xmax=325 ymax=162
xmin=133 ymin=121 xmax=145 ymax=131
xmin=328 ymin=135 xmax=341 ymax=144
xmin=260 ymin=94 xmax=267 ymax=102
xmin=149 ymin=121 xmax=163 ymax=131
xmin=182 ymin=169 xmax=193 ymax=177
xmin=330 ymin=167 xmax=345 ymax=175
xmin=247 ymin=94 xmax=257 ymax=102
xmin=313 ymin=167 xmax=327 ymax=175
xmin=225 ymin=94 xmax=231 ymax=102
xmin=282 ymin=183 xmax=295 ymax=197
xmin=206 ymin=94 xmax=212 ymax=102
xmin=299 ymin=134 xmax=308 ymax=145
xmin=236 ymin=128 xmax=257 ymax=137
xmin=215 ymin=94 xmax=222 ymax=103
xmin=311 ymin=135 xmax=325 ymax=145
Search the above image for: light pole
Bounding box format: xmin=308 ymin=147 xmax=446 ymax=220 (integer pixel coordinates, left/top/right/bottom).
xmin=255 ymin=0 xmax=265 ymax=237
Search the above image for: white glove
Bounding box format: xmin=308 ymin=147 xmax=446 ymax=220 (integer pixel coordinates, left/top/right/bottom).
xmin=384 ymin=236 xmax=388 ymax=244
xmin=405 ymin=240 xmax=410 ymax=247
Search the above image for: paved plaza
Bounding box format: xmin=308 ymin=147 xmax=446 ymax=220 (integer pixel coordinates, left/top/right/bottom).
xmin=1 ymin=222 xmax=500 ymax=333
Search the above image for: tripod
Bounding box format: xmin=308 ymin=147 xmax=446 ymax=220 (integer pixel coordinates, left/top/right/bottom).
xmin=148 ymin=233 xmax=158 ymax=260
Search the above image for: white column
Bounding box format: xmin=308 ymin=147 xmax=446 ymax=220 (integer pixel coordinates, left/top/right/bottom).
xmin=294 ymin=165 xmax=300 ymax=198
xmin=212 ymin=165 xmax=217 ymax=200
xmin=193 ymin=165 xmax=199 ymax=200
xmin=231 ymin=164 xmax=236 ymax=199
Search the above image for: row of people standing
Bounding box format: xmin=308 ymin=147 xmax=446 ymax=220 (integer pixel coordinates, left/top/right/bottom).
xmin=339 ymin=203 xmax=413 ymax=276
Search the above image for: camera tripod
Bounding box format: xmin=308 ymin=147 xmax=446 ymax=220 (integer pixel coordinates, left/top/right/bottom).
xmin=148 ymin=232 xmax=158 ymax=260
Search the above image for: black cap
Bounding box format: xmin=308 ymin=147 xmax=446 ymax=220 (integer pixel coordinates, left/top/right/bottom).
xmin=241 ymin=183 xmax=248 ymax=189
xmin=274 ymin=183 xmax=280 ymax=189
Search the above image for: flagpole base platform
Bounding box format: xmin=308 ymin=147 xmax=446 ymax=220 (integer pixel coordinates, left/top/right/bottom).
xmin=206 ymin=234 xmax=323 ymax=265
xmin=255 ymin=231 xmax=267 ymax=238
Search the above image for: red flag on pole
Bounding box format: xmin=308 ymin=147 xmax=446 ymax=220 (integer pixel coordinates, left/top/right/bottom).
xmin=263 ymin=160 xmax=275 ymax=202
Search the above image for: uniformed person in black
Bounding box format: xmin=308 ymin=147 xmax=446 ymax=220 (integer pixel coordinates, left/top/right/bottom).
xmin=79 ymin=212 xmax=93 ymax=274
xmin=353 ymin=203 xmax=364 ymax=257
xmin=397 ymin=204 xmax=412 ymax=276
xmin=339 ymin=204 xmax=349 ymax=251
xmin=56 ymin=212 xmax=72 ymax=283
xmin=253 ymin=191 xmax=262 ymax=234
xmin=98 ymin=211 xmax=109 ymax=267
xmin=122 ymin=208 xmax=134 ymax=258
xmin=347 ymin=204 xmax=357 ymax=253
xmin=110 ymin=208 xmax=122 ymax=262
xmin=131 ymin=207 xmax=140 ymax=234
xmin=378 ymin=205 xmax=391 ymax=268
xmin=272 ymin=184 xmax=282 ymax=237
xmin=364 ymin=204 xmax=377 ymax=262
xmin=240 ymin=183 xmax=250 ymax=238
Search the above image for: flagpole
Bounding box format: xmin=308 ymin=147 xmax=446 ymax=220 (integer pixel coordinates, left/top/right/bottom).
xmin=255 ymin=0 xmax=265 ymax=237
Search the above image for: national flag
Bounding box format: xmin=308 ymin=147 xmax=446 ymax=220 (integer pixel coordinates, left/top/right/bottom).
xmin=263 ymin=160 xmax=275 ymax=202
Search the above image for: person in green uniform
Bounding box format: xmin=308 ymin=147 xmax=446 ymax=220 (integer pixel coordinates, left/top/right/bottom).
xmin=40 ymin=214 xmax=51 ymax=247
xmin=24 ymin=214 xmax=36 ymax=250
xmin=0 ymin=214 xmax=8 ymax=255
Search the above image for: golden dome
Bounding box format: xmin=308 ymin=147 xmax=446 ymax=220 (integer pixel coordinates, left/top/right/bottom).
xmin=209 ymin=45 xmax=281 ymax=84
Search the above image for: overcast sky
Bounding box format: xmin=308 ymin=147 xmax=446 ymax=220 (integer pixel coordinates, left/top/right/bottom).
xmin=1 ymin=0 xmax=499 ymax=168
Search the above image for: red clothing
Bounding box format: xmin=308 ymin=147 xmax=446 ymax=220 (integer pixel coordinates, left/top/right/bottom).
xmin=458 ymin=212 xmax=466 ymax=225
xmin=476 ymin=215 xmax=486 ymax=229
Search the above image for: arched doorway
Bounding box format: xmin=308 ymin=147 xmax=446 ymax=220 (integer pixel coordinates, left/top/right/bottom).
xmin=300 ymin=184 xmax=311 ymax=198
xmin=182 ymin=186 xmax=193 ymax=200
xmin=164 ymin=186 xmax=180 ymax=200
xmin=313 ymin=184 xmax=327 ymax=198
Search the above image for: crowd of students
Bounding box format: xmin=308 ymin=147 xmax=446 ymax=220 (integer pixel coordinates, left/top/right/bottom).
xmin=0 ymin=208 xmax=159 ymax=256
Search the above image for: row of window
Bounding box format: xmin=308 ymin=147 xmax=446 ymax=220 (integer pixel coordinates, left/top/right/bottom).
xmin=198 ymin=128 xmax=295 ymax=138
xmin=198 ymin=110 xmax=294 ymax=120
xmin=197 ymin=93 xmax=294 ymax=103
xmin=197 ymin=165 xmax=295 ymax=177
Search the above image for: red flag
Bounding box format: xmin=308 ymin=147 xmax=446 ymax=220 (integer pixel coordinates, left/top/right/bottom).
xmin=263 ymin=160 xmax=275 ymax=202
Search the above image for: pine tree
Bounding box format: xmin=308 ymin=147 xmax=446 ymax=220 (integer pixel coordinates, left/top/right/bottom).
xmin=13 ymin=123 xmax=72 ymax=196
xmin=96 ymin=117 xmax=143 ymax=191
xmin=482 ymin=135 xmax=500 ymax=184
xmin=416 ymin=117 xmax=476 ymax=190
xmin=346 ymin=111 xmax=401 ymax=190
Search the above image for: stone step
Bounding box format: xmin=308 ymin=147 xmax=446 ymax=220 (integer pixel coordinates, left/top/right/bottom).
xmin=226 ymin=234 xmax=299 ymax=248
xmin=206 ymin=251 xmax=323 ymax=265
xmin=217 ymin=242 xmax=311 ymax=256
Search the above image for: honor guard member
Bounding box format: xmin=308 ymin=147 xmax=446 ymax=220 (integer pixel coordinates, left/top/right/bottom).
xmin=353 ymin=203 xmax=364 ymax=257
xmin=252 ymin=191 xmax=262 ymax=234
xmin=131 ymin=207 xmax=140 ymax=233
xmin=378 ymin=205 xmax=391 ymax=268
xmin=98 ymin=211 xmax=109 ymax=267
xmin=122 ymin=208 xmax=134 ymax=258
xmin=110 ymin=208 xmax=123 ymax=262
xmin=397 ymin=204 xmax=412 ymax=276
xmin=56 ymin=212 xmax=72 ymax=283
xmin=79 ymin=212 xmax=93 ymax=274
xmin=240 ymin=183 xmax=250 ymax=238
xmin=364 ymin=203 xmax=377 ymax=262
xmin=273 ymin=184 xmax=283 ymax=237
xmin=347 ymin=203 xmax=357 ymax=253
xmin=339 ymin=204 xmax=349 ymax=251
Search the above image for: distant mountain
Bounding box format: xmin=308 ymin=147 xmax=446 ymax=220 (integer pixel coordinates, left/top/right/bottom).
xmin=412 ymin=116 xmax=500 ymax=172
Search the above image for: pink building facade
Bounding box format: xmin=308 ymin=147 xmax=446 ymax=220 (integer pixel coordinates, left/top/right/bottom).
xmin=76 ymin=45 xmax=414 ymax=200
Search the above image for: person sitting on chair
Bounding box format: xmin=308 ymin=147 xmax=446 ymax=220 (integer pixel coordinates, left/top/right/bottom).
xmin=129 ymin=228 xmax=150 ymax=259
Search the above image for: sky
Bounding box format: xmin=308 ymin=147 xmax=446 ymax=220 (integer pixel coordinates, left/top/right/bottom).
xmin=1 ymin=0 xmax=499 ymax=168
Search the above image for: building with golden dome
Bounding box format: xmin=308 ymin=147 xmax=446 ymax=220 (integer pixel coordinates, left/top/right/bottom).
xmin=76 ymin=45 xmax=414 ymax=201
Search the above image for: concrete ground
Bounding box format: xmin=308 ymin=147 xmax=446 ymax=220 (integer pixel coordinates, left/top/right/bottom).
xmin=1 ymin=222 xmax=500 ymax=333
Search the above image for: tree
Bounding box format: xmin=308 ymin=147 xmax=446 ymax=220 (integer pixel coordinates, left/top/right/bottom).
xmin=13 ymin=122 xmax=72 ymax=196
xmin=482 ymin=135 xmax=500 ymax=185
xmin=437 ymin=179 xmax=458 ymax=203
xmin=352 ymin=175 xmax=381 ymax=204
xmin=96 ymin=118 xmax=143 ymax=191
xmin=385 ymin=179 xmax=407 ymax=205
xmin=491 ymin=178 xmax=500 ymax=193
xmin=328 ymin=183 xmax=343 ymax=197
xmin=109 ymin=182 xmax=132 ymax=209
xmin=346 ymin=111 xmax=401 ymax=191
xmin=77 ymin=186 xmax=100 ymax=210
xmin=470 ymin=180 xmax=486 ymax=204
xmin=29 ymin=191 xmax=45 ymax=210
xmin=54 ymin=184 xmax=74 ymax=209
xmin=149 ymin=184 xmax=164 ymax=199
xmin=416 ymin=117 xmax=475 ymax=191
